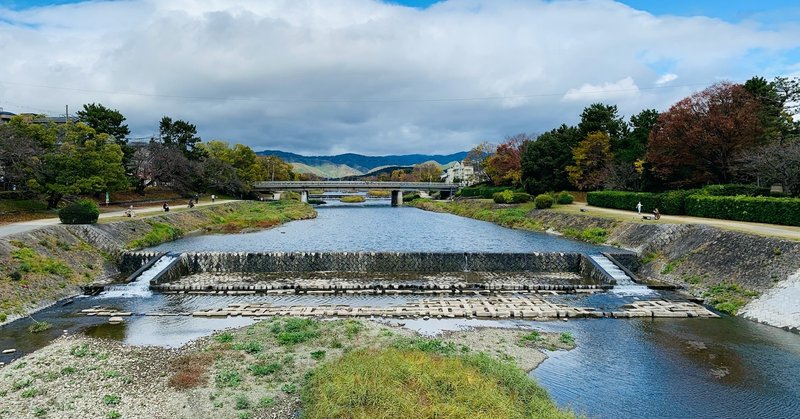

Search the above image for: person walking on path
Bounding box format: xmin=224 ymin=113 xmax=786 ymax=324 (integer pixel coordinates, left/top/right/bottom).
xmin=163 ymin=202 xmax=170 ymax=212
xmin=636 ymin=201 xmax=642 ymax=215
xmin=211 ymin=194 xmax=216 ymax=203
xmin=653 ymin=208 xmax=660 ymax=220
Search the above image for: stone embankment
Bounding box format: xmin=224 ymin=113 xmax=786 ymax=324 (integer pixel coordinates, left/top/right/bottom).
xmin=0 ymin=201 xmax=314 ymax=325
xmin=415 ymin=200 xmax=800 ymax=331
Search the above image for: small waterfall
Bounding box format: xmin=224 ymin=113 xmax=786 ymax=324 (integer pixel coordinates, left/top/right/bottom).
xmin=463 ymin=253 xmax=470 ymax=272
xmin=590 ymin=254 xmax=655 ymax=296
xmin=100 ymin=255 xmax=178 ymax=298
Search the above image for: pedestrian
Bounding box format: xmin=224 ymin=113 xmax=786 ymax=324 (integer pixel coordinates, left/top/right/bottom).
xmin=188 ymin=199 xmax=195 ymax=208
xmin=653 ymin=208 xmax=660 ymax=220
xmin=163 ymin=202 xmax=170 ymax=212
xmin=211 ymin=194 xmax=216 ymax=203
xmin=636 ymin=201 xmax=642 ymax=215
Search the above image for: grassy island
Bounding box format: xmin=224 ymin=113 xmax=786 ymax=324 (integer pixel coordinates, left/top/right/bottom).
xmin=0 ymin=318 xmax=575 ymax=418
xmin=340 ymin=195 xmax=366 ymax=203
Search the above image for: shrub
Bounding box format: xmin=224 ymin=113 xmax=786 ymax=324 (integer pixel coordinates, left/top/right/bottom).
xmin=556 ymin=191 xmax=574 ymax=205
xmin=533 ymin=194 xmax=554 ymax=209
xmin=492 ymin=190 xmax=515 ymax=204
xmin=250 ymin=363 xmax=281 ymax=377
xmin=58 ymin=200 xmax=100 ymax=224
xmin=685 ymin=195 xmax=800 ymax=226
xmin=402 ymin=193 xmax=420 ymax=202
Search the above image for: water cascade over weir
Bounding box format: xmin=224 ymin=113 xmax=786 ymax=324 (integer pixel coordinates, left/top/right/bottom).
xmin=589 ymin=254 xmax=655 ymax=296
xmin=100 ymin=254 xmax=178 ymax=298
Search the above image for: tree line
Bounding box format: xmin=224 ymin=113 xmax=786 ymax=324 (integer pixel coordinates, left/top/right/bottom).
xmin=467 ymin=76 xmax=800 ymax=197
xmin=0 ymin=104 xmax=303 ymax=208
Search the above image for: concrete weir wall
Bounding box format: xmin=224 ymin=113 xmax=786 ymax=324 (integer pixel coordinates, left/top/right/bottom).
xmin=134 ymin=251 xmax=635 ymax=287
xmin=180 ymin=252 xmax=584 ymax=274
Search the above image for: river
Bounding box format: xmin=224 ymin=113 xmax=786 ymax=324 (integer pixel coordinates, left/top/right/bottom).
xmin=1 ymin=199 xmax=799 ymax=418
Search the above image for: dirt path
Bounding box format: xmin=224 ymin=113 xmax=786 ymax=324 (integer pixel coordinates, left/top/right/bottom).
xmin=556 ymin=203 xmax=800 ymax=241
xmin=0 ymin=199 xmax=239 ymax=238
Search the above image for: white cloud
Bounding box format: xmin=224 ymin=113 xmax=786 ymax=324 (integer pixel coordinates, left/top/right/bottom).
xmin=655 ymin=73 xmax=679 ymax=85
xmin=563 ymin=77 xmax=640 ymax=101
xmin=0 ymin=0 xmax=799 ymax=154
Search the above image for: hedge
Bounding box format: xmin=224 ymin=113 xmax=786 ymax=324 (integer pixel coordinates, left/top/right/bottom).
xmin=556 ymin=191 xmax=574 ymax=205
xmin=458 ymin=185 xmax=517 ymax=199
xmin=685 ymin=195 xmax=800 ymax=226
xmin=700 ymin=184 xmax=773 ymax=197
xmin=586 ymin=190 xmax=696 ymax=215
xmin=59 ymin=199 xmax=100 ymax=224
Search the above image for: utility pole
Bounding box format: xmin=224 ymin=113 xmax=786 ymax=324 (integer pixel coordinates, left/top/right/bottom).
xmin=65 ymin=105 xmax=69 ymax=122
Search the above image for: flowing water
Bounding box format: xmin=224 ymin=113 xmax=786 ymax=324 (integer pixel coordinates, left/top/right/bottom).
xmin=1 ymin=199 xmax=799 ymax=418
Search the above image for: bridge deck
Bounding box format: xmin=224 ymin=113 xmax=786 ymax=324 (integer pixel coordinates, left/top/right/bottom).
xmin=253 ymin=181 xmax=456 ymax=191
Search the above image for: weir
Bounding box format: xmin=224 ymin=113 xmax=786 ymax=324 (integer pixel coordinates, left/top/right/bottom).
xmin=117 ymin=251 xmax=646 ymax=295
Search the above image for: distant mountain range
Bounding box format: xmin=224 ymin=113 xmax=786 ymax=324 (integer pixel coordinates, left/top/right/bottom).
xmin=256 ymin=149 xmax=468 ymax=178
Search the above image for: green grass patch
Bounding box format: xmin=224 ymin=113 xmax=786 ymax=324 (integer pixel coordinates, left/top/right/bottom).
xmin=206 ymin=200 xmax=316 ymax=233
xmin=412 ymin=200 xmax=544 ymax=231
xmin=214 ymin=331 xmax=234 ymax=343
xmin=340 ymin=195 xmax=366 ymax=203
xmin=559 ymin=332 xmax=575 ymax=346
xmin=127 ymin=222 xmax=183 ymax=249
xmin=563 ymin=227 xmax=608 ymax=244
xmin=232 ymin=341 xmax=262 ymax=354
xmin=249 ymin=363 xmax=281 ymax=377
xmin=519 ymin=331 xmax=542 ymax=345
xmin=215 ymin=369 xmax=242 ymax=388
xmin=301 ymin=348 xmax=572 ymax=419
xmin=703 ymin=283 xmax=760 ymax=315
xmin=102 ymin=394 xmax=121 ymax=406
xmin=27 ymin=320 xmax=52 ymax=333
xmin=270 ymin=318 xmax=320 ymax=345
xmin=11 ymin=247 xmax=73 ymax=277
xmin=310 ymin=350 xmax=326 ymax=360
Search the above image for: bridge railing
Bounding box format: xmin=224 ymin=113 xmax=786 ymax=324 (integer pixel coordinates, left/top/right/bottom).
xmin=252 ymin=181 xmax=457 ymax=191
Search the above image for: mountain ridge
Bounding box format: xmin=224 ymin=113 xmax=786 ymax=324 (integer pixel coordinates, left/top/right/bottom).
xmin=256 ymin=149 xmax=468 ymax=177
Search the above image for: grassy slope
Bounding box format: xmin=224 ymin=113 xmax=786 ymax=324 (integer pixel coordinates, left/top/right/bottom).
xmin=0 ymin=201 xmax=316 ymax=322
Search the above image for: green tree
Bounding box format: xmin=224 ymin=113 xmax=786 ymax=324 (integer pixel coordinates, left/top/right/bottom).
xmin=76 ymin=103 xmax=130 ymax=144
xmin=159 ymin=116 xmax=204 ymax=160
xmin=521 ymin=124 xmax=581 ymax=195
xmin=0 ymin=116 xmax=55 ymax=189
xmin=27 ymin=123 xmax=127 ymax=208
xmin=744 ymin=76 xmax=799 ymax=145
xmin=578 ymin=103 xmax=628 ymax=148
xmin=618 ymin=109 xmax=659 ymax=164
xmin=567 ymin=131 xmax=614 ymax=190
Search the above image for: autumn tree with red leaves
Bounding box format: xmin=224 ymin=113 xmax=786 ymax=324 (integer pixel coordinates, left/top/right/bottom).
xmin=645 ymin=82 xmax=763 ymax=188
xmin=484 ymin=134 xmax=529 ymax=187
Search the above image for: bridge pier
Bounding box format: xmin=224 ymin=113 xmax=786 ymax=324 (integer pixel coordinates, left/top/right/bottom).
xmin=391 ymin=190 xmax=403 ymax=207
xmin=300 ymin=190 xmax=308 ymax=203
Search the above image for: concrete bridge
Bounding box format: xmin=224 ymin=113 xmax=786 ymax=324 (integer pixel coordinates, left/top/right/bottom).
xmin=252 ymin=181 xmax=458 ymax=206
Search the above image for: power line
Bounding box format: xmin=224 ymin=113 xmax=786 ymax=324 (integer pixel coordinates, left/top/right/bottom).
xmin=0 ymin=78 xmax=738 ymax=104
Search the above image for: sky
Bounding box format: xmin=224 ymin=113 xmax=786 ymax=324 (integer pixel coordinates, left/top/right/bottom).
xmin=1 ymin=0 xmax=799 ymax=155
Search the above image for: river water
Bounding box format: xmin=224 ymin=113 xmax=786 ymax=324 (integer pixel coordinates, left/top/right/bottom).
xmin=2 ymin=200 xmax=799 ymax=418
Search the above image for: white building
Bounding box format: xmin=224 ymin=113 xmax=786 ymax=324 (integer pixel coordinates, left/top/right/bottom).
xmin=441 ymin=161 xmax=476 ymax=186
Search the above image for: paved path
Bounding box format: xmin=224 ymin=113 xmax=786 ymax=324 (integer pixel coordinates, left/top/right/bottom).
xmin=0 ymin=200 xmax=239 ymax=238
xmin=564 ymin=203 xmax=800 ymax=241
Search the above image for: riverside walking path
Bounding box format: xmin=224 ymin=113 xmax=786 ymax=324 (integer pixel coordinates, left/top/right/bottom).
xmin=556 ymin=202 xmax=800 ymax=241
xmin=0 ymin=199 xmax=239 ymax=238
